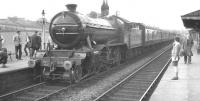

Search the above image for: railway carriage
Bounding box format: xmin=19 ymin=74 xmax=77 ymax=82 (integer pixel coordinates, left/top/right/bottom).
xmin=28 ymin=4 xmax=176 ymax=83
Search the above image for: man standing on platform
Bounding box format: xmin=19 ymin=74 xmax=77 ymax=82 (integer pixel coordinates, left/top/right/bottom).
xmin=13 ymin=31 xmax=22 ymax=60
xmin=30 ymin=31 xmax=41 ymax=58
xmin=24 ymin=33 xmax=31 ymax=56
xmin=0 ymin=34 xmax=7 ymax=67
xmin=0 ymin=34 xmax=4 ymax=49
xmin=171 ymin=37 xmax=181 ymax=80
xmin=183 ymin=33 xmax=194 ymax=64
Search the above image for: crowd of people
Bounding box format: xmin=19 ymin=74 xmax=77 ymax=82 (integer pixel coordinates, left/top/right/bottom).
xmin=171 ymin=33 xmax=194 ymax=80
xmin=0 ymin=30 xmax=43 ymax=67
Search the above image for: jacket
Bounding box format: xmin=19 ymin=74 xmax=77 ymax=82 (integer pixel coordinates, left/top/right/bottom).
xmin=13 ymin=34 xmax=22 ymax=46
xmin=183 ymin=36 xmax=194 ymax=56
xmin=171 ymin=41 xmax=181 ymax=61
xmin=30 ymin=34 xmax=41 ymax=50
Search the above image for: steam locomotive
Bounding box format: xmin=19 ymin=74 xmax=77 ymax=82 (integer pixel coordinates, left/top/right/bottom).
xmin=28 ymin=4 xmax=176 ymax=83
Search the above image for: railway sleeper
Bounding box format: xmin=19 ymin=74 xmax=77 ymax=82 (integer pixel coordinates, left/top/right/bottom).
xmin=114 ymin=89 xmax=144 ymax=96
xmin=27 ymin=91 xmax=51 ymax=95
xmin=127 ymin=80 xmax=152 ymax=84
xmin=133 ymin=76 xmax=156 ymax=80
xmin=15 ymin=96 xmax=37 ymax=101
xmin=124 ymin=82 xmax=150 ymax=87
xmin=136 ymin=72 xmax=159 ymax=75
xmin=107 ymin=95 xmax=139 ymax=101
xmin=121 ymin=86 xmax=147 ymax=91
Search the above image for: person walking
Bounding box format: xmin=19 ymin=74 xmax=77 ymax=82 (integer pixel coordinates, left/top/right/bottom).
xmin=24 ymin=33 xmax=31 ymax=56
xmin=183 ymin=33 xmax=194 ymax=64
xmin=171 ymin=37 xmax=181 ymax=80
xmin=13 ymin=31 xmax=22 ymax=60
xmin=30 ymin=31 xmax=41 ymax=58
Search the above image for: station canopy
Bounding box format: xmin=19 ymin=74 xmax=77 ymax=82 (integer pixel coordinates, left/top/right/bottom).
xmin=181 ymin=10 xmax=200 ymax=29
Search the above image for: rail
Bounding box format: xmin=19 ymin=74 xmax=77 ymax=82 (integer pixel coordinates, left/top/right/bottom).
xmin=92 ymin=45 xmax=172 ymax=101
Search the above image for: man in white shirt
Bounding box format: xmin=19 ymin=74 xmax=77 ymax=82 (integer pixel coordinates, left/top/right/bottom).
xmin=171 ymin=37 xmax=181 ymax=80
xmin=13 ymin=31 xmax=22 ymax=60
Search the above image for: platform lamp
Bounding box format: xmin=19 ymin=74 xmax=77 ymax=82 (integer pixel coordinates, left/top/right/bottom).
xmin=42 ymin=10 xmax=46 ymax=50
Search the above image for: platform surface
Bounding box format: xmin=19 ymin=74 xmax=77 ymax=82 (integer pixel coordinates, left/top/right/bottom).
xmin=150 ymin=42 xmax=200 ymax=101
xmin=0 ymin=56 xmax=29 ymax=74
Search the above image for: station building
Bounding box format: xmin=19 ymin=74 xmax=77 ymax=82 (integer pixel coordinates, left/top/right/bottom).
xmin=181 ymin=10 xmax=200 ymax=54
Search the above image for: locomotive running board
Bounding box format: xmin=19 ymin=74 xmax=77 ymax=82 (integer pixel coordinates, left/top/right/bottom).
xmin=56 ymin=32 xmax=79 ymax=34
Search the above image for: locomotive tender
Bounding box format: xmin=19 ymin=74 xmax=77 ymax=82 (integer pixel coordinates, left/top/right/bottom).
xmin=28 ymin=3 xmax=175 ymax=83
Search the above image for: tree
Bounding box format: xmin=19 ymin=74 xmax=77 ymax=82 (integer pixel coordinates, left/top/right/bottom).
xmin=36 ymin=18 xmax=48 ymax=26
xmin=88 ymin=11 xmax=98 ymax=18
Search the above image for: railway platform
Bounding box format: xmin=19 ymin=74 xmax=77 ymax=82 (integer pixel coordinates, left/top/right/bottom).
xmin=150 ymin=42 xmax=200 ymax=101
xmin=0 ymin=56 xmax=29 ymax=74
xmin=0 ymin=56 xmax=33 ymax=96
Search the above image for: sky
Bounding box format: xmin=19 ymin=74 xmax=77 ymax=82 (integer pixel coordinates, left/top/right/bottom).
xmin=0 ymin=0 xmax=200 ymax=30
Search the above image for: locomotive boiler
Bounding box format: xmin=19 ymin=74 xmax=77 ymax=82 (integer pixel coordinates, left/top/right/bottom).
xmin=50 ymin=4 xmax=123 ymax=49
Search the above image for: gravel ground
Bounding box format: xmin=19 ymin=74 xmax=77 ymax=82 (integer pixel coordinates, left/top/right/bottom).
xmin=48 ymin=46 xmax=170 ymax=101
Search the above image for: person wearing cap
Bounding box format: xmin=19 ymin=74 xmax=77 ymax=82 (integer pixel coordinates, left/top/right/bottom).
xmin=13 ymin=31 xmax=22 ymax=60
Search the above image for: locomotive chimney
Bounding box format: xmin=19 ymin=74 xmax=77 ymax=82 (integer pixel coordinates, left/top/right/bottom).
xmin=66 ymin=4 xmax=77 ymax=12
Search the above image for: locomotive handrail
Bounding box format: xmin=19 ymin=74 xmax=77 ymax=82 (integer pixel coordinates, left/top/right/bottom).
xmin=86 ymin=24 xmax=116 ymax=30
xmin=55 ymin=32 xmax=80 ymax=34
xmin=53 ymin=24 xmax=79 ymax=26
xmin=48 ymin=49 xmax=95 ymax=53
xmin=41 ymin=57 xmax=69 ymax=59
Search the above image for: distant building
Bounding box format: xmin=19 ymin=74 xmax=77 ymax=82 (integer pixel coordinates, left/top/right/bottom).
xmin=101 ymin=0 xmax=109 ymax=17
xmin=0 ymin=17 xmax=49 ymax=32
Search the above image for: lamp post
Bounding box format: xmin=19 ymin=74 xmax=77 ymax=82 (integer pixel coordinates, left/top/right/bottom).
xmin=42 ymin=10 xmax=46 ymax=50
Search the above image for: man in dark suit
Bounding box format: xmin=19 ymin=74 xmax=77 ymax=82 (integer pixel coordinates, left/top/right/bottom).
xmin=0 ymin=48 xmax=8 ymax=67
xmin=30 ymin=31 xmax=41 ymax=58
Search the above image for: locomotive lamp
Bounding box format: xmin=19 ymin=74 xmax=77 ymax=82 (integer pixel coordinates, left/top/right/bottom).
xmin=42 ymin=10 xmax=46 ymax=50
xmin=63 ymin=61 xmax=72 ymax=70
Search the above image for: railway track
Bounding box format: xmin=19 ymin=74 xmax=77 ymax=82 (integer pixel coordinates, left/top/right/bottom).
xmin=45 ymin=46 xmax=172 ymax=101
xmin=92 ymin=47 xmax=171 ymax=101
xmin=0 ymin=67 xmax=33 ymax=95
xmin=0 ymin=45 xmax=171 ymax=101
xmin=0 ymin=82 xmax=71 ymax=101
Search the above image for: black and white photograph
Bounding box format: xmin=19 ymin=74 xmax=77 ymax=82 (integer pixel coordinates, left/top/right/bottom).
xmin=0 ymin=0 xmax=200 ymax=101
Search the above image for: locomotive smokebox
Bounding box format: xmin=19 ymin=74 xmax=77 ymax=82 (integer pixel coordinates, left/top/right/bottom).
xmin=66 ymin=4 xmax=77 ymax=12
